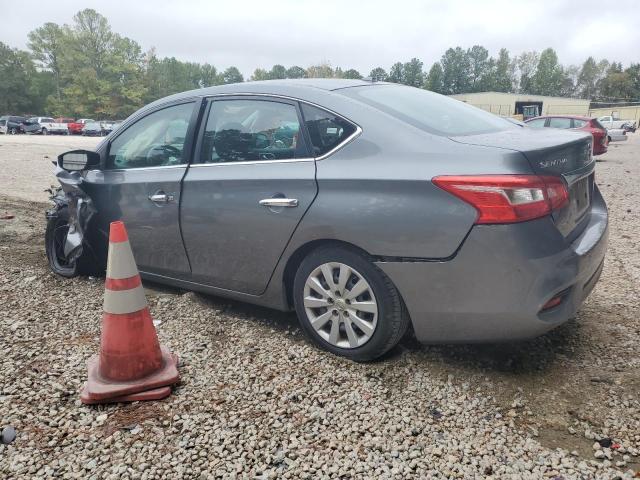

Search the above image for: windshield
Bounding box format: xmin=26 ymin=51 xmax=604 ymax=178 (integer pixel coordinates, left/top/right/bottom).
xmin=342 ymin=84 xmax=511 ymax=136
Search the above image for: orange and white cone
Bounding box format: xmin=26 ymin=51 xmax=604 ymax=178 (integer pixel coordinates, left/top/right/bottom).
xmin=80 ymin=221 xmax=179 ymax=404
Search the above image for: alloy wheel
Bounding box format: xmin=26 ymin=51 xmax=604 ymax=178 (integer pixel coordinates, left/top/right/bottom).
xmin=303 ymin=262 xmax=378 ymax=349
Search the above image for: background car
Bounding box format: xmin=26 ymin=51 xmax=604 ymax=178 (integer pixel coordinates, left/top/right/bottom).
xmin=598 ymin=115 xmax=637 ymax=132
xmin=68 ymin=118 xmax=95 ymax=135
xmin=98 ymin=120 xmax=115 ymax=135
xmin=49 ymin=80 xmax=608 ymax=362
xmin=81 ymin=121 xmax=103 ymax=136
xmin=607 ymin=128 xmax=628 ymax=142
xmin=0 ymin=115 xmax=27 ymax=134
xmin=22 ymin=117 xmax=69 ymax=135
xmin=525 ymin=115 xmax=608 ymax=155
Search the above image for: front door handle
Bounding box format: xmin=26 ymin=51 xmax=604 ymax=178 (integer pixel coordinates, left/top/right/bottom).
xmin=148 ymin=192 xmax=175 ymax=204
xmin=259 ymin=198 xmax=298 ymax=208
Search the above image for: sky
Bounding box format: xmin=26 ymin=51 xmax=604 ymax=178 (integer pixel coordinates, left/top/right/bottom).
xmin=1 ymin=0 xmax=638 ymax=77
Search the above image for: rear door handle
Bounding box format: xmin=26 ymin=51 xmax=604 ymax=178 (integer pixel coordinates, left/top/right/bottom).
xmin=259 ymin=198 xmax=298 ymax=208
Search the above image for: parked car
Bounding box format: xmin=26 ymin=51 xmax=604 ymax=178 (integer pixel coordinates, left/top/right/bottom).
xmin=48 ymin=79 xmax=608 ymax=361
xmin=607 ymin=128 xmax=628 ymax=142
xmin=68 ymin=118 xmax=95 ymax=135
xmin=0 ymin=115 xmax=27 ymax=134
xmin=22 ymin=117 xmax=69 ymax=135
xmin=98 ymin=120 xmax=116 ymax=135
xmin=598 ymin=115 xmax=637 ymax=132
xmin=525 ymin=115 xmax=608 ymax=155
xmin=622 ymin=122 xmax=637 ymax=133
xmin=82 ymin=121 xmax=103 ymax=136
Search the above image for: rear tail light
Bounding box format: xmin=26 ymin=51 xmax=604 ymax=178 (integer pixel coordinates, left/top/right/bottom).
xmin=432 ymin=175 xmax=569 ymax=224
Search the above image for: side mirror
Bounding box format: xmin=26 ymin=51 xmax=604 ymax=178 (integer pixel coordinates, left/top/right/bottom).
xmin=58 ymin=150 xmax=101 ymax=171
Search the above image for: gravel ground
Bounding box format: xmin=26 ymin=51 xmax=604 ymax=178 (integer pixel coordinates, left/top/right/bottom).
xmin=0 ymin=133 xmax=639 ymax=479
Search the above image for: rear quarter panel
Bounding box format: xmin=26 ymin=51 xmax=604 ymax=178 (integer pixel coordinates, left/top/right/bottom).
xmin=289 ymin=112 xmax=536 ymax=259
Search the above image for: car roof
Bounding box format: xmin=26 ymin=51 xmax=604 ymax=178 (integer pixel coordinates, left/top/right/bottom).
xmin=143 ymin=79 xmax=383 ymax=109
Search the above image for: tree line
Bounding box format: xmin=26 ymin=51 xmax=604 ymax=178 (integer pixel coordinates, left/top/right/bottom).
xmin=1 ymin=9 xmax=639 ymax=119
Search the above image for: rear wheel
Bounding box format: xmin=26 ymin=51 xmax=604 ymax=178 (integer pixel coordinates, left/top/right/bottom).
xmin=293 ymin=245 xmax=409 ymax=361
xmin=41 ymin=128 xmax=48 ymax=135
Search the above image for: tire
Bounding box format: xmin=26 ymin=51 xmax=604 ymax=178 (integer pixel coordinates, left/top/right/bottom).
xmin=293 ymin=245 xmax=409 ymax=362
xmin=42 ymin=128 xmax=48 ymax=135
xmin=45 ymin=206 xmax=96 ymax=277
xmin=9 ymin=127 xmax=16 ymax=135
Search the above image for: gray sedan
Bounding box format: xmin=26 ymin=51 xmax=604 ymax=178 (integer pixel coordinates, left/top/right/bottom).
xmin=49 ymin=79 xmax=608 ymax=361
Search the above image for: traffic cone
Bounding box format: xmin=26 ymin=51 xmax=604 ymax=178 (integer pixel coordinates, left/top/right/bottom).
xmin=80 ymin=221 xmax=179 ymax=404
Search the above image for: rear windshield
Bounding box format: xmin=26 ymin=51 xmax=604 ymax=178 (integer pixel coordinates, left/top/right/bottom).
xmin=342 ymin=84 xmax=510 ymax=136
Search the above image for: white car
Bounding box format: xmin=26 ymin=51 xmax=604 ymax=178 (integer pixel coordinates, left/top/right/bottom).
xmin=607 ymin=128 xmax=628 ymax=142
xmin=23 ymin=117 xmax=69 ymax=135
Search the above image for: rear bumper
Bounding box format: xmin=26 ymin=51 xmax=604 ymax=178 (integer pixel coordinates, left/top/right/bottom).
xmin=376 ymin=187 xmax=608 ymax=343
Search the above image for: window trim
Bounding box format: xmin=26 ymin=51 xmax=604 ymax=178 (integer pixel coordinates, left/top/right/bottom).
xmin=104 ymin=99 xmax=200 ymax=171
xmin=192 ymin=95 xmax=313 ymax=166
xmin=198 ymin=93 xmax=362 ymax=163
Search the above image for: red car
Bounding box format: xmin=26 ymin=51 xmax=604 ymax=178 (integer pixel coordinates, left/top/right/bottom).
xmin=524 ymin=115 xmax=608 ymax=156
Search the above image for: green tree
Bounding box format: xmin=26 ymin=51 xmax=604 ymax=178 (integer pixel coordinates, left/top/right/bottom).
xmin=467 ymin=45 xmax=489 ymax=92
xmin=441 ymin=47 xmax=471 ymax=94
xmin=576 ymin=57 xmax=600 ymax=99
xmin=424 ymin=62 xmax=444 ymax=93
xmin=27 ymin=22 xmax=65 ymax=100
xmin=306 ymin=62 xmax=333 ymax=78
xmin=286 ymin=66 xmax=306 ymax=78
xmin=492 ymin=48 xmax=513 ymax=92
xmin=388 ymin=62 xmax=403 ymax=83
xmin=516 ymin=51 xmax=539 ymax=93
xmin=369 ymin=67 xmax=388 ymax=82
xmin=342 ymin=68 xmax=362 ymax=79
xmin=221 ymin=66 xmax=243 ymax=84
xmin=269 ymin=64 xmax=287 ymax=79
xmin=251 ymin=68 xmax=270 ymax=81
xmin=531 ymin=48 xmax=565 ymax=96
xmin=402 ymin=58 xmax=424 ymax=87
xmin=0 ymin=42 xmax=38 ymax=113
xmin=599 ymin=63 xmax=634 ymax=100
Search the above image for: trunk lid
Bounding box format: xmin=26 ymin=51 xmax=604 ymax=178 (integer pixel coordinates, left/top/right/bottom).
xmin=450 ymin=128 xmax=595 ymax=237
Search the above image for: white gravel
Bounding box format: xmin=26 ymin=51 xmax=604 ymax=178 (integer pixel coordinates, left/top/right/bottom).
xmin=0 ymin=133 xmax=639 ymax=478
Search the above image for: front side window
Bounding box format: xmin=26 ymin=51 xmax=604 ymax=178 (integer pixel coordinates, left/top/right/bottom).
xmin=526 ymin=118 xmax=546 ymax=128
xmin=108 ymin=102 xmax=193 ymax=169
xmin=548 ymin=117 xmax=572 ymax=129
xmin=301 ymin=104 xmax=357 ymax=157
xmin=200 ymin=99 xmax=303 ymax=163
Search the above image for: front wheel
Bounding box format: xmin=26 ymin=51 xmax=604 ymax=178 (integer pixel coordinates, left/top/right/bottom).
xmin=41 ymin=128 xmax=48 ymax=135
xmin=45 ymin=206 xmax=97 ymax=277
xmin=293 ymin=245 xmax=409 ymax=361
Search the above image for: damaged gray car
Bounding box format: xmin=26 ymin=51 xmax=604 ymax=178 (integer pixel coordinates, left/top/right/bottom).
xmin=46 ymin=79 xmax=608 ymax=361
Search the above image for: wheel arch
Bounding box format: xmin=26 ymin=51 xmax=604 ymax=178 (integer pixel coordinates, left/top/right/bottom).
xmin=281 ymin=239 xmax=373 ymax=308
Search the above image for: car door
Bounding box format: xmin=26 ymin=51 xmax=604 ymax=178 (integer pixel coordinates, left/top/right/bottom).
xmin=180 ymin=96 xmax=317 ymax=295
xmin=84 ymin=100 xmax=201 ymax=277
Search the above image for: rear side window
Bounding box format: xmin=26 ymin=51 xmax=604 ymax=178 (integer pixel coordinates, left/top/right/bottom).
xmin=526 ymin=118 xmax=546 ymax=128
xmin=301 ymin=104 xmax=357 ymax=156
xmin=199 ymin=99 xmax=305 ymax=164
xmin=342 ymin=84 xmax=509 ymax=136
xmin=573 ymin=119 xmax=587 ymax=128
xmin=548 ymin=117 xmax=572 ymax=129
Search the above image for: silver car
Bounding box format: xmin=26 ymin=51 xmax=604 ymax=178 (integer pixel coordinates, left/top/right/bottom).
xmin=48 ymin=79 xmax=608 ymax=361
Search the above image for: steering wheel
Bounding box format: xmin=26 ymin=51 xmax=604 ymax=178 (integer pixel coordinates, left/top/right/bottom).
xmin=145 ymin=144 xmax=182 ymax=165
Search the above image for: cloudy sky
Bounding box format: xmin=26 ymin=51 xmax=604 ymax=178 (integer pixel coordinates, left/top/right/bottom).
xmin=1 ymin=0 xmax=638 ymax=76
